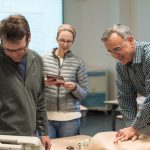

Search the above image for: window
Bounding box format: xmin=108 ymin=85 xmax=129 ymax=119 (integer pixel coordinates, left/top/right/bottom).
xmin=0 ymin=0 xmax=63 ymax=55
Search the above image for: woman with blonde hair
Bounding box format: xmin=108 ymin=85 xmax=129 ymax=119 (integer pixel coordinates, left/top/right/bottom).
xmin=43 ymin=24 xmax=88 ymax=138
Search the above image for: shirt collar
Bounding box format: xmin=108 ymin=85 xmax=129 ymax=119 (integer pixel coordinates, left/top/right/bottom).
xmin=132 ymin=40 xmax=142 ymax=64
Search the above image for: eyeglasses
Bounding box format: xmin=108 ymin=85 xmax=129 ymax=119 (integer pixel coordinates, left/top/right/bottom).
xmin=106 ymin=40 xmax=126 ymax=56
xmin=2 ymin=39 xmax=29 ymax=55
xmin=3 ymin=45 xmax=27 ymax=54
xmin=58 ymin=39 xmax=73 ymax=44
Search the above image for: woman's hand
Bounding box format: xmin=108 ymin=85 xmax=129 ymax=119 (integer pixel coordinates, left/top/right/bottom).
xmin=44 ymin=76 xmax=76 ymax=90
xmin=44 ymin=78 xmax=58 ymax=87
xmin=61 ymin=81 xmax=77 ymax=90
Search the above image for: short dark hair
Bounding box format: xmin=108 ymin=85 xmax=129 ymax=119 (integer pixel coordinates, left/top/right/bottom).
xmin=0 ymin=14 xmax=30 ymax=42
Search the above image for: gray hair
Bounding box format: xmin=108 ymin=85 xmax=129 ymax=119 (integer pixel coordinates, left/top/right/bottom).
xmin=101 ymin=24 xmax=132 ymax=41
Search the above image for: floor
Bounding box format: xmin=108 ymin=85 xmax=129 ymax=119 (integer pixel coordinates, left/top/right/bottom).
xmin=80 ymin=110 xmax=126 ymax=136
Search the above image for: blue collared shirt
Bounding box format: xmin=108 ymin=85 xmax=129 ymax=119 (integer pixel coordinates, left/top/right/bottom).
xmin=116 ymin=40 xmax=150 ymax=130
xmin=16 ymin=56 xmax=27 ymax=81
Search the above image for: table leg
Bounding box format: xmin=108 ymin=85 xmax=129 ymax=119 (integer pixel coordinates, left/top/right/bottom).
xmin=111 ymin=105 xmax=117 ymax=131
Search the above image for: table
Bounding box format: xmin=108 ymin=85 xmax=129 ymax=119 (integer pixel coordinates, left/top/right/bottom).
xmin=80 ymin=105 xmax=88 ymax=117
xmin=51 ymin=135 xmax=92 ymax=150
xmin=104 ymin=100 xmax=119 ymax=131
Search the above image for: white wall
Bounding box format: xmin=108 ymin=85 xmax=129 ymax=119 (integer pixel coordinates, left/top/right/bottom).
xmin=64 ymin=0 xmax=150 ymax=100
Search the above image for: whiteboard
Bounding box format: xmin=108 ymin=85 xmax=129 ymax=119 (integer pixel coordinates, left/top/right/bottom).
xmin=0 ymin=0 xmax=63 ymax=55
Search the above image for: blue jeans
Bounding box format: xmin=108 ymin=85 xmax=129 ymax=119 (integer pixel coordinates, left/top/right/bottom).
xmin=48 ymin=118 xmax=80 ymax=138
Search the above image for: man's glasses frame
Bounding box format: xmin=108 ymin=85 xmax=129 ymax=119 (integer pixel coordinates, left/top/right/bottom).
xmin=106 ymin=39 xmax=127 ymax=56
xmin=1 ymin=39 xmax=29 ymax=55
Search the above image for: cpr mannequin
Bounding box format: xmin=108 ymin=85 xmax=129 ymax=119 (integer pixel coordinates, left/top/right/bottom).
xmin=88 ymin=131 xmax=150 ymax=150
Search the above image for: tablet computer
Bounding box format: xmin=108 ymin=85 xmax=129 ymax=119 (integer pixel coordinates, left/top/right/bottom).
xmin=46 ymin=74 xmax=64 ymax=81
